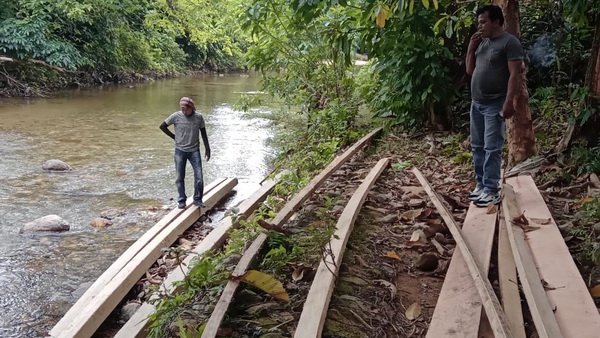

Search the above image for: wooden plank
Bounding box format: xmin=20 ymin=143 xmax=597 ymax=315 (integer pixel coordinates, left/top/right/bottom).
xmin=52 ymin=178 xmax=238 ymax=338
xmin=114 ymin=177 xmax=280 ymax=338
xmin=295 ymin=158 xmax=390 ymax=338
xmin=498 ymin=214 xmax=526 ymax=338
xmin=426 ymin=203 xmax=497 ymax=338
xmin=49 ymin=177 xmax=226 ymax=336
xmin=412 ymin=168 xmax=513 ymax=338
xmin=507 ymin=176 xmax=600 ymax=338
xmin=500 ymin=183 xmax=563 ymax=338
xmin=201 ymin=129 xmax=383 ymax=338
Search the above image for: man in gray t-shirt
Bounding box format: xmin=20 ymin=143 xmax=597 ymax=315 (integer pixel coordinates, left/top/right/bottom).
xmin=465 ymin=5 xmax=524 ymax=207
xmin=160 ymin=97 xmax=211 ymax=209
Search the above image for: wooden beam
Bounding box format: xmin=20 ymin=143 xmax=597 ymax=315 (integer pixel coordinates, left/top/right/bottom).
xmin=52 ymin=178 xmax=238 ymax=338
xmin=426 ymin=203 xmax=497 ymax=338
xmin=49 ymin=177 xmax=226 ymax=336
xmin=412 ymin=168 xmax=513 ymax=338
xmin=507 ymin=176 xmax=600 ymax=337
xmin=114 ymin=177 xmax=280 ymax=338
xmin=498 ymin=214 xmax=526 ymax=338
xmin=295 ymin=158 xmax=390 ymax=338
xmin=200 ymin=128 xmax=383 ymax=338
xmin=500 ymin=183 xmax=563 ymax=338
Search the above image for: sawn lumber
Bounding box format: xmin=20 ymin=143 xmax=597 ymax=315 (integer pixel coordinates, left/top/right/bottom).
xmin=114 ymin=177 xmax=279 ymax=338
xmin=412 ymin=168 xmax=513 ymax=338
xmin=200 ymin=128 xmax=382 ymax=338
xmin=295 ymin=158 xmax=390 ymax=338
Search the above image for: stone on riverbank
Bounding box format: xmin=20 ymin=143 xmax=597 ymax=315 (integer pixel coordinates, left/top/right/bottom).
xmin=21 ymin=215 xmax=70 ymax=233
xmin=42 ymin=159 xmax=72 ymax=171
xmin=90 ymin=218 xmax=113 ymax=228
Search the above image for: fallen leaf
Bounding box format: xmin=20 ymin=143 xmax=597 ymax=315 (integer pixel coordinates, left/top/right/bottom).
xmin=257 ymin=220 xmax=289 ymax=235
xmin=512 ymin=211 xmax=529 ymax=226
xmin=291 ymin=266 xmax=309 ymax=281
xmin=384 ymin=251 xmax=402 ymax=260
xmin=409 ymin=231 xmax=421 ymax=242
xmin=355 ymin=255 xmax=369 ymax=267
xmin=541 ymin=279 xmax=564 ymax=291
xmin=373 ymin=279 xmax=397 ymax=298
xmin=405 ymin=302 xmax=422 ymax=320
xmin=401 ymin=209 xmax=423 ymax=221
xmin=530 ymin=217 xmax=552 ymax=225
xmin=406 ymin=241 xmax=429 ymax=248
xmin=486 ymin=204 xmax=497 ymax=214
xmin=418 ymin=208 xmax=434 ymax=219
xmin=590 ymin=284 xmax=600 ymax=298
xmin=240 ymin=270 xmax=289 ymax=302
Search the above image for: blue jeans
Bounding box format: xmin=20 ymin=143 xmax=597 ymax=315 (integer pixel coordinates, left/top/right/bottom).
xmin=174 ymin=148 xmax=204 ymax=204
xmin=470 ymin=99 xmax=505 ymax=194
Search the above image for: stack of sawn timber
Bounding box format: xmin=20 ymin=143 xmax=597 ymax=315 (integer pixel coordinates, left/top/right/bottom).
xmin=49 ymin=177 xmax=238 ymax=338
xmin=427 ymin=175 xmax=600 ymax=338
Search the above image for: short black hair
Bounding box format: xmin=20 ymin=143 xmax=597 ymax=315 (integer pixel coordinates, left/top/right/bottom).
xmin=476 ymin=5 xmax=504 ymax=26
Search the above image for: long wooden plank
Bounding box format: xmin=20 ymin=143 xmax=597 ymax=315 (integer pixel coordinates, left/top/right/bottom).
xmin=426 ymin=203 xmax=497 ymax=338
xmin=114 ymin=177 xmax=280 ymax=338
xmin=500 ymin=183 xmax=563 ymax=338
xmin=49 ymin=177 xmax=226 ymax=335
xmin=498 ymin=215 xmax=526 ymax=338
xmin=53 ymin=178 xmax=238 ymax=338
xmin=412 ymin=168 xmax=513 ymax=338
xmin=295 ymin=158 xmax=390 ymax=338
xmin=508 ymin=176 xmax=600 ymax=337
xmin=201 ymin=129 xmax=383 ymax=338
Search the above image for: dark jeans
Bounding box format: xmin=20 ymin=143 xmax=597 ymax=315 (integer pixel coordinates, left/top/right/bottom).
xmin=174 ymin=148 xmax=204 ymax=204
xmin=470 ymin=99 xmax=505 ymax=194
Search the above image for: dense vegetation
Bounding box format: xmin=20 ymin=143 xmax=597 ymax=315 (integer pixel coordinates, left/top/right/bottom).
xmin=0 ymin=0 xmax=249 ymax=95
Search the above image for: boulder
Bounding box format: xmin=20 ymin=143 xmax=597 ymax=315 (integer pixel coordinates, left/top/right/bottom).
xmin=21 ymin=215 xmax=70 ymax=233
xmin=42 ymin=159 xmax=72 ymax=171
xmin=89 ymin=218 xmax=113 ymax=228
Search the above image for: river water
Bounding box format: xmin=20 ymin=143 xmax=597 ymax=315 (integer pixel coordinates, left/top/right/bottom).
xmin=0 ymin=73 xmax=275 ymax=337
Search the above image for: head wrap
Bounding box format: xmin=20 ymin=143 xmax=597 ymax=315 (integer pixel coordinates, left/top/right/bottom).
xmin=179 ymin=97 xmax=196 ymax=111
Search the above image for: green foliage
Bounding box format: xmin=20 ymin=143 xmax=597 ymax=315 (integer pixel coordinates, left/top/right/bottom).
xmin=570 ymin=146 xmax=600 ymax=176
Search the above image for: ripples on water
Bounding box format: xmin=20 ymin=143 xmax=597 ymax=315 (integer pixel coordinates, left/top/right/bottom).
xmin=0 ymin=73 xmax=275 ymax=337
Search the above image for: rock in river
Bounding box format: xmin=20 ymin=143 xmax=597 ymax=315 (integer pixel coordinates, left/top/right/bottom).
xmin=42 ymin=159 xmax=72 ymax=171
xmin=21 ymin=215 xmax=70 ymax=233
xmin=90 ymin=218 xmax=113 ymax=228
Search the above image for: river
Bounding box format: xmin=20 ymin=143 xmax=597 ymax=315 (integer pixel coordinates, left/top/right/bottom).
xmin=0 ymin=73 xmax=275 ymax=337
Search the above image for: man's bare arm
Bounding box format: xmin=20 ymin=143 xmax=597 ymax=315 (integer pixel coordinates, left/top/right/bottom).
xmin=466 ymin=32 xmax=482 ymax=76
xmin=160 ymin=122 xmax=175 ymax=139
xmin=200 ymin=127 xmax=210 ymax=161
xmin=501 ymin=60 xmax=522 ymax=119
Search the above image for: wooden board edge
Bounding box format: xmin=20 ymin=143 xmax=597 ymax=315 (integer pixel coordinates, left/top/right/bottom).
xmin=53 ymin=178 xmax=238 ymax=338
xmin=412 ymin=168 xmax=512 ymax=338
xmin=49 ymin=177 xmax=227 ymax=335
xmin=294 ymin=158 xmax=390 ymax=338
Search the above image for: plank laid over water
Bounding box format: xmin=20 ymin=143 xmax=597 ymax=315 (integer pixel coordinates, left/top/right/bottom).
xmin=201 ymin=128 xmax=383 ymax=338
xmin=507 ymin=176 xmax=600 ymax=338
xmin=52 ymin=178 xmax=237 ymax=338
xmin=114 ymin=177 xmax=279 ymax=338
xmin=413 ymin=168 xmax=512 ymax=338
xmin=295 ymin=158 xmax=390 ymax=338
xmin=426 ymin=203 xmax=497 ymax=338
xmin=49 ymin=177 xmax=226 ymax=336
xmin=498 ymin=216 xmax=526 ymax=338
xmin=501 ymin=183 xmax=563 ymax=338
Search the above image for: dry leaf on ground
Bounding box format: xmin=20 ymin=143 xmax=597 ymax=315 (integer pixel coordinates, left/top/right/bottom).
xmin=240 ymin=270 xmax=289 ymax=302
xmin=530 ymin=217 xmax=552 ymax=225
xmin=373 ymin=279 xmax=397 ymax=298
xmin=401 ymin=209 xmax=423 ymax=221
xmin=405 ymin=302 xmax=422 ymax=320
xmin=384 ymin=251 xmax=402 ymax=260
xmin=486 ymin=204 xmax=497 ymax=214
xmin=291 ymin=266 xmax=310 ymax=281
xmin=591 ymin=284 xmax=600 ymax=297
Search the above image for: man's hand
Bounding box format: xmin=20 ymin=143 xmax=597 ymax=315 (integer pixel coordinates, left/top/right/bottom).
xmin=500 ymin=101 xmax=516 ymax=119
xmin=205 ymin=149 xmax=211 ymax=162
xmin=469 ymin=31 xmax=483 ymax=47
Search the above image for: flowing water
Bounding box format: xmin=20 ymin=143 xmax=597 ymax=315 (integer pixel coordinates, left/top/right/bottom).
xmin=0 ymin=73 xmax=275 ymax=337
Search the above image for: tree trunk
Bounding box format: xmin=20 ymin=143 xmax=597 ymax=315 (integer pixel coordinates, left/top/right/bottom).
xmin=586 ymin=18 xmax=600 ymax=96
xmin=493 ymin=0 xmax=537 ymax=166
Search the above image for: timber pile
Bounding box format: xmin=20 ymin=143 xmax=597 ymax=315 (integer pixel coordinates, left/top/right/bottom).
xmin=424 ymin=173 xmax=600 ymax=338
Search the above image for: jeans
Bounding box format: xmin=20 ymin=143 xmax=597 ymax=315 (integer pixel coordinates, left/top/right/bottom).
xmin=174 ymin=148 xmax=204 ymax=204
xmin=470 ymin=99 xmax=505 ymax=194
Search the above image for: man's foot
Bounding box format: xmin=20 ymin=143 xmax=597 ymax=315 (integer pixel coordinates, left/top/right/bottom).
xmin=178 ymin=202 xmax=186 ymax=209
xmin=467 ymin=187 xmax=484 ymax=201
xmin=474 ymin=192 xmax=501 ymax=207
xmin=194 ymin=201 xmax=206 ymax=208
